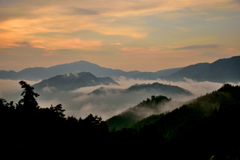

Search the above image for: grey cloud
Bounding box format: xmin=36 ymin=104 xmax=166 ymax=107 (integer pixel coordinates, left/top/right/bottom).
xmin=232 ymin=0 xmax=240 ymax=4
xmin=0 ymin=0 xmax=22 ymax=6
xmin=0 ymin=10 xmax=31 ymax=22
xmin=68 ymin=8 xmax=99 ymax=15
xmin=15 ymin=41 xmax=30 ymax=46
xmin=175 ymin=44 xmax=222 ymax=50
xmin=201 ymin=52 xmax=231 ymax=58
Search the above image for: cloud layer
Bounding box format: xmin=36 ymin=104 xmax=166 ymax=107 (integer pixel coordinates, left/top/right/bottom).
xmin=1 ymin=78 xmax=239 ymax=120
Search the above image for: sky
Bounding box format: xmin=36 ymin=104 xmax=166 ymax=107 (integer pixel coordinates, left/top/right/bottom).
xmin=0 ymin=0 xmax=240 ymax=72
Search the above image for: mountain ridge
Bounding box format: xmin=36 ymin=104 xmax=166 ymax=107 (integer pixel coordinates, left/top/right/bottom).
xmin=0 ymin=56 xmax=239 ymax=82
xmin=165 ymin=56 xmax=240 ymax=82
xmin=33 ymin=72 xmax=119 ymax=91
xmin=89 ymin=82 xmax=192 ymax=97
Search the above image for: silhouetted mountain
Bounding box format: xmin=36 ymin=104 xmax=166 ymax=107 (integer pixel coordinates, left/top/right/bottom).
xmin=0 ymin=61 xmax=182 ymax=81
xmin=165 ymin=56 xmax=240 ymax=82
xmin=90 ymin=82 xmax=192 ymax=97
xmin=131 ymin=67 xmax=183 ymax=80
xmin=0 ymin=61 xmax=142 ymax=81
xmin=0 ymin=56 xmax=239 ymax=82
xmin=125 ymin=82 xmax=192 ymax=95
xmin=33 ymin=72 xmax=119 ymax=91
xmin=0 ymin=70 xmax=17 ymax=79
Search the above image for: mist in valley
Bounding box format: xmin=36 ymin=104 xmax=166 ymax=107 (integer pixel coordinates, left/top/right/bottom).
xmin=1 ymin=78 xmax=239 ymax=120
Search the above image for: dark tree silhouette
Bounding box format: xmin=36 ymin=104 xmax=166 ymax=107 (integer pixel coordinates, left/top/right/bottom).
xmin=16 ymin=81 xmax=39 ymax=113
xmin=2 ymin=80 xmax=239 ymax=159
xmin=49 ymin=104 xmax=65 ymax=118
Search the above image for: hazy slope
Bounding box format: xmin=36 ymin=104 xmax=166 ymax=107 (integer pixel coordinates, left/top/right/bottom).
xmin=105 ymin=83 xmax=192 ymax=131
xmin=131 ymin=84 xmax=239 ymax=131
xmin=107 ymin=84 xmax=240 ymax=132
xmin=107 ymin=84 xmax=240 ymax=160
xmin=131 ymin=67 xmax=183 ymax=80
xmin=89 ymin=82 xmax=192 ymax=98
xmin=126 ymin=84 xmax=240 ymax=160
xmin=1 ymin=56 xmax=239 ymax=82
xmin=165 ymin=56 xmax=240 ymax=82
xmin=0 ymin=61 xmax=183 ymax=81
xmin=106 ymin=95 xmax=173 ymax=131
xmin=0 ymin=60 xmax=183 ymax=81
xmin=0 ymin=61 xmax=140 ymax=81
xmin=33 ymin=72 xmax=119 ymax=91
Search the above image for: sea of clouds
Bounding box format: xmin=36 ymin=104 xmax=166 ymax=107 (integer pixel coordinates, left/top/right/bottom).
xmin=1 ymin=78 xmax=239 ymax=120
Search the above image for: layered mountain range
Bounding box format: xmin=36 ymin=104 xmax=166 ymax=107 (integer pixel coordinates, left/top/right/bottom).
xmin=1 ymin=56 xmax=239 ymax=83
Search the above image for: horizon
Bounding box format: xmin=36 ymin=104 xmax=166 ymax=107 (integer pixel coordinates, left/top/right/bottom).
xmin=1 ymin=55 xmax=239 ymax=73
xmin=0 ymin=0 xmax=240 ymax=72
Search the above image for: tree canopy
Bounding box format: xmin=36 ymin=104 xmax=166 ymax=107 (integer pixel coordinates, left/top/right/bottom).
xmin=0 ymin=81 xmax=240 ymax=160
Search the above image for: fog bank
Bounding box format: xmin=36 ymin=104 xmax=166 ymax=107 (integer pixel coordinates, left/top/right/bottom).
xmin=0 ymin=78 xmax=239 ymax=120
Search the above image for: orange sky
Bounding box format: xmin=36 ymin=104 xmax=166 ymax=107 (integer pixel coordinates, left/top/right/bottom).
xmin=0 ymin=0 xmax=239 ymax=71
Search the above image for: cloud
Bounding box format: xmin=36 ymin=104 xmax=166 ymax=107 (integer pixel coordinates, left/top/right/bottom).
xmin=0 ymin=80 xmax=21 ymax=98
xmin=60 ymin=78 xmax=231 ymax=119
xmin=14 ymin=41 xmax=30 ymax=46
xmin=119 ymin=47 xmax=171 ymax=55
xmin=205 ymin=17 xmax=229 ymax=21
xmin=48 ymin=38 xmax=102 ymax=50
xmin=1 ymin=78 xmax=240 ymax=120
xmin=175 ymin=44 xmax=222 ymax=50
xmin=123 ymin=100 xmax=185 ymax=122
xmin=53 ymin=78 xmax=240 ymax=120
xmin=0 ymin=0 xmax=234 ymax=45
xmin=93 ymin=26 xmax=147 ymax=38
xmin=110 ymin=42 xmax=122 ymax=45
xmin=41 ymin=86 xmax=57 ymax=93
xmin=69 ymin=8 xmax=99 ymax=15
xmin=0 ymin=80 xmax=40 ymax=101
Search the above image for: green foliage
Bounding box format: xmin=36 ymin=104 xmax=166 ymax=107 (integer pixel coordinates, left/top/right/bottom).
xmin=137 ymin=95 xmax=170 ymax=107
xmin=131 ymin=113 xmax=165 ymax=130
xmin=106 ymin=95 xmax=171 ymax=131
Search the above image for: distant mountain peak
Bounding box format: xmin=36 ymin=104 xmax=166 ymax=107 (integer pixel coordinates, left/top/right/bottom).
xmin=0 ymin=56 xmax=239 ymax=82
xmin=33 ymin=71 xmax=119 ymax=91
xmin=164 ymin=55 xmax=240 ymax=83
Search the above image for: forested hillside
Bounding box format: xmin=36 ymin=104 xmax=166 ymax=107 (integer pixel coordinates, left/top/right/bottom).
xmin=1 ymin=81 xmax=240 ymax=159
xmin=106 ymin=95 xmax=172 ymax=131
xmin=110 ymin=84 xmax=240 ymax=159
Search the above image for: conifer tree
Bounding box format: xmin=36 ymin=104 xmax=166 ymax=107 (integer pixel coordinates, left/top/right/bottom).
xmin=16 ymin=81 xmax=39 ymax=113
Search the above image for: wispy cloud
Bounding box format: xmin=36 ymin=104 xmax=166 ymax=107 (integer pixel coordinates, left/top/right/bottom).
xmin=205 ymin=17 xmax=229 ymax=21
xmin=67 ymin=8 xmax=99 ymax=15
xmin=119 ymin=47 xmax=172 ymax=55
xmin=175 ymin=45 xmax=222 ymax=50
xmin=0 ymin=0 xmax=239 ymax=71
